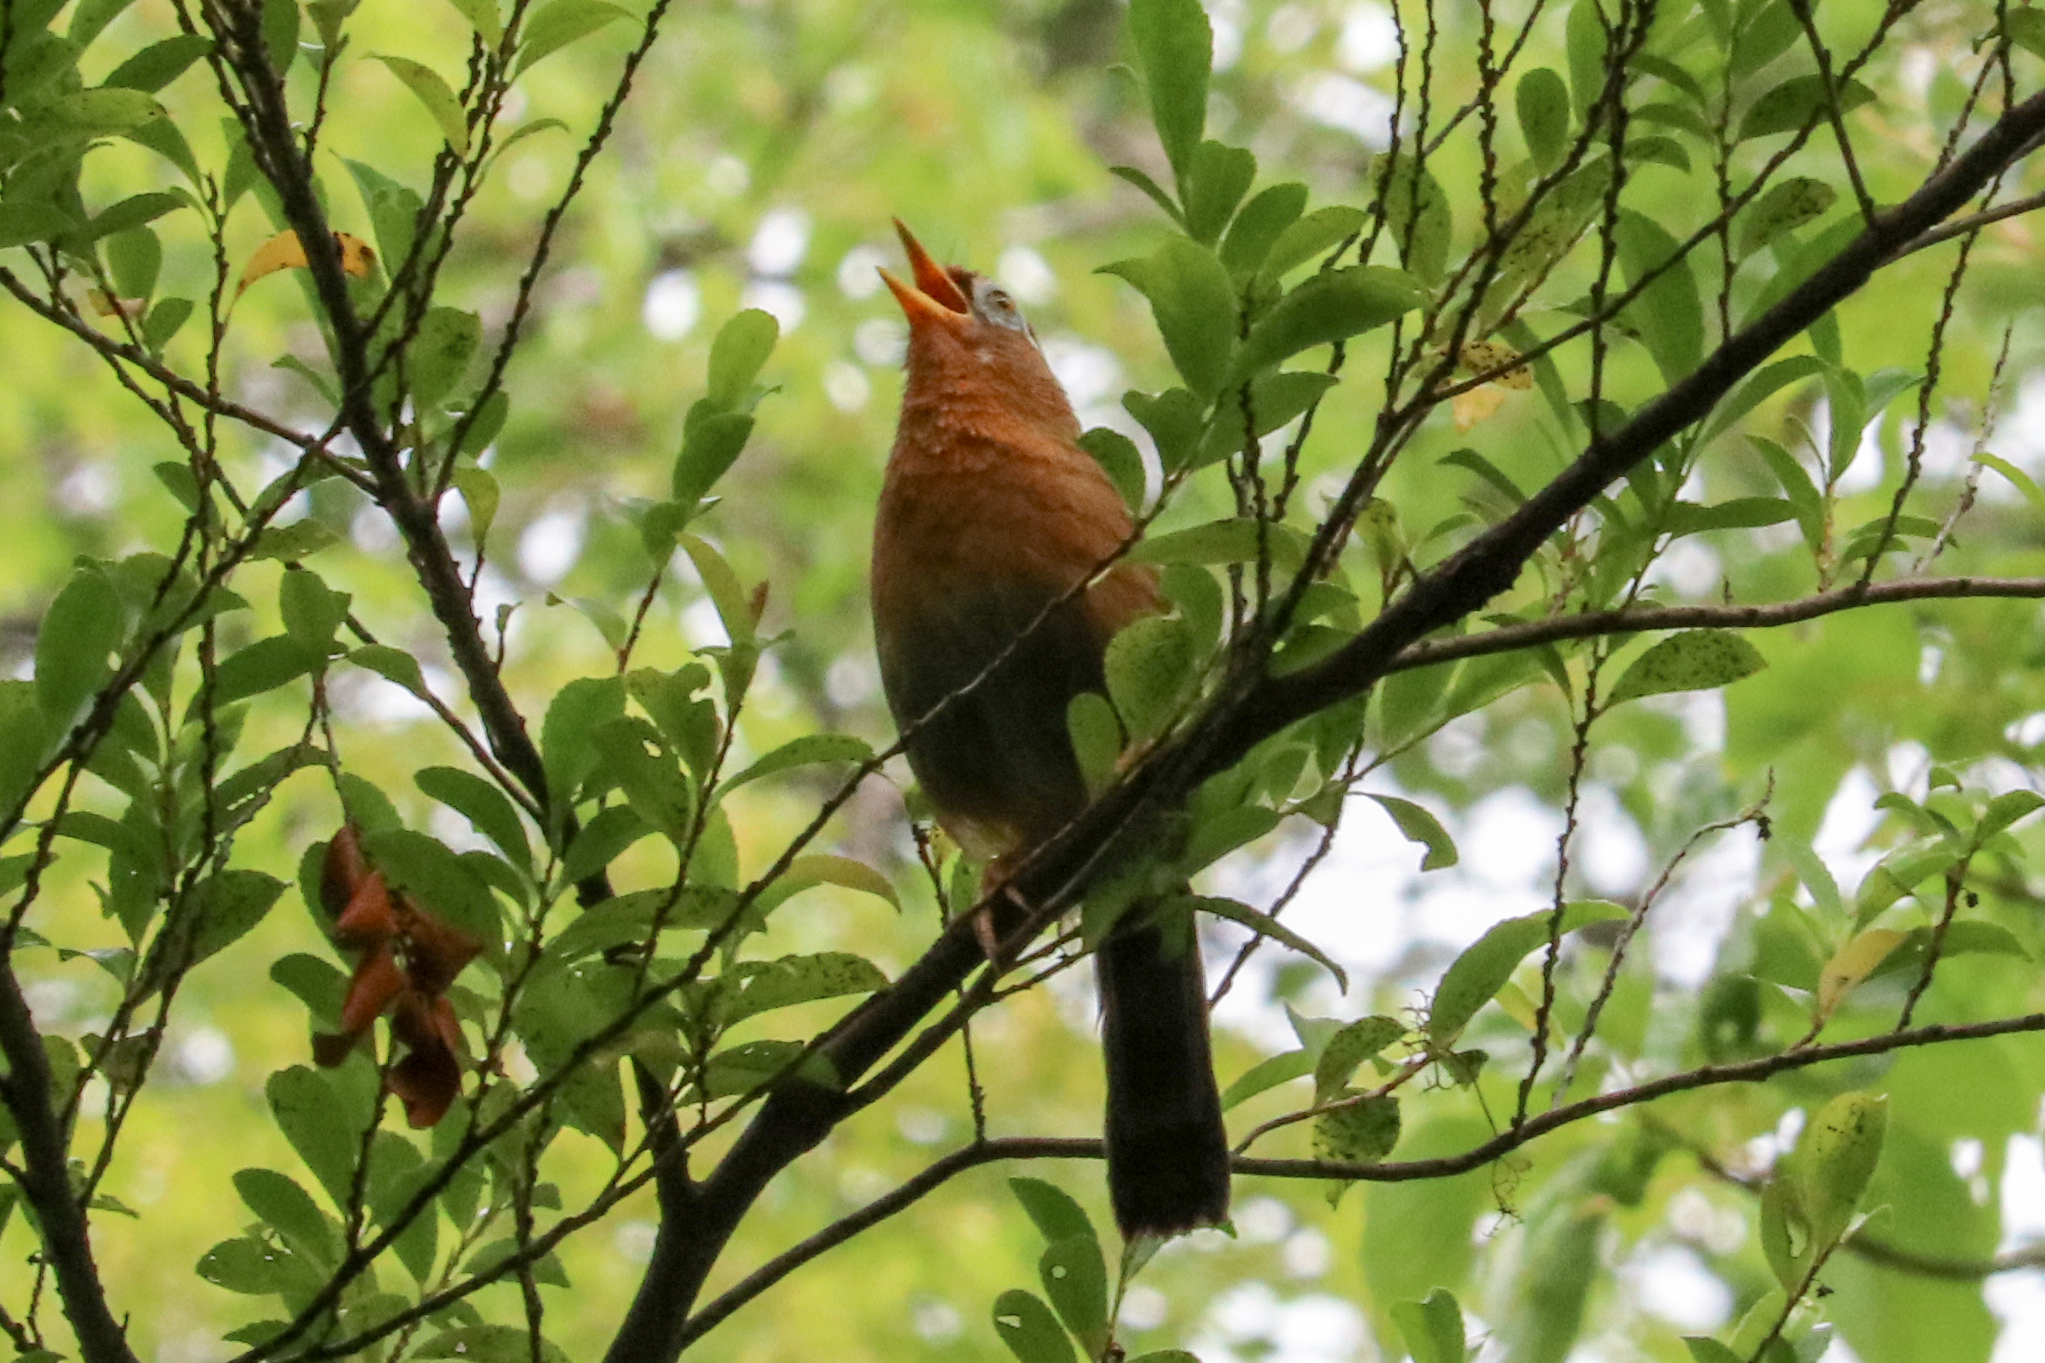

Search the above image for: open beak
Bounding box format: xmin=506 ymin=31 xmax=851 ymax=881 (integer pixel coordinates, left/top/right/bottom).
xmin=879 ymin=219 xmax=972 ymax=329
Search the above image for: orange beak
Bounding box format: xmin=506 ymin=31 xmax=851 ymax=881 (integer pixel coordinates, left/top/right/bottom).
xmin=879 ymin=219 xmax=972 ymax=330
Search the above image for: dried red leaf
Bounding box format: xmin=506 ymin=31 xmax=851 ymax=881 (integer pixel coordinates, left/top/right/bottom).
xmin=398 ymin=905 xmax=483 ymax=994
xmin=338 ymin=946 xmax=406 ymax=1037
xmin=332 ymin=871 xmax=398 ymax=950
xmin=389 ymin=1037 xmax=462 ymax=1127
xmin=320 ymin=825 xmax=371 ymax=918
xmin=389 ymin=991 xmax=466 ymax=1127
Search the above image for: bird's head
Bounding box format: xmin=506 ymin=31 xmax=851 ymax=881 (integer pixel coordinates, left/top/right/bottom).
xmin=879 ymin=220 xmax=1075 ymax=433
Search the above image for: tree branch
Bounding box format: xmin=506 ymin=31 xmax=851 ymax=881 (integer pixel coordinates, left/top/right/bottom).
xmin=1381 ymin=575 xmax=2045 ymax=675
xmin=675 ymin=1012 xmax=2045 ymax=1347
xmin=0 ymin=971 xmax=139 ymax=1363
xmin=1206 ymin=84 xmax=2045 ymax=774
xmin=599 ymin=84 xmax=2045 ymax=1362
xmin=206 ymin=0 xmax=555 ymax=812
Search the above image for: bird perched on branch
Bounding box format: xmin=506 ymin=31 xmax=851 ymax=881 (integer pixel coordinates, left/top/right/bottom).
xmin=871 ymin=220 xmax=1230 ymax=1238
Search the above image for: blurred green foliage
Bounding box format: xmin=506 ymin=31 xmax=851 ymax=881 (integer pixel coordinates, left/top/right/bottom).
xmin=4 ymin=0 xmax=2045 ymax=1361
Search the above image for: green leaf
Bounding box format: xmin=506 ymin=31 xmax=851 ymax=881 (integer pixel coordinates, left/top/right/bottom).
xmin=1127 ymin=517 xmax=1313 ymax=573
xmin=68 ymin=0 xmax=140 ymax=46
xmin=722 ymin=952 xmax=887 ymax=1024
xmin=541 ymin=675 xmax=627 ymax=802
xmin=1167 ymin=894 xmax=1347 ymax=990
xmin=1040 ymin=1234 xmax=1110 ymax=1358
xmin=1122 ymin=387 xmax=1206 ymax=470
xmin=278 ymin=566 xmax=346 ymax=652
xmin=349 ymin=643 xmax=429 ymax=699
xmin=1127 ymin=0 xmax=1211 ymax=184
xmin=758 ymin=853 xmax=900 ymax=913
xmin=590 ymin=716 xmax=692 ymax=839
xmin=1664 ymin=497 xmax=1798 ymax=536
xmin=1229 ymin=266 xmax=1425 ymax=384
xmin=1220 ymin=182 xmax=1308 ymax=275
xmin=1740 ymin=76 xmax=1876 ymax=141
xmin=276 ymin=355 xmax=339 ymax=408
xmin=1380 ymin=159 xmax=1452 ymax=286
xmin=1182 ymin=140 xmax=1256 ymax=246
xmin=105 ymin=227 xmax=161 ymax=299
xmin=1313 ymin=1015 xmax=1405 ymax=1100
xmin=1976 ymin=452 xmax=2045 ymax=513
xmin=40 ymin=86 xmax=165 ymax=134
xmin=36 ymin=566 xmax=125 ymax=729
xmin=1737 ymin=176 xmax=1838 ymax=259
xmin=262 ymin=0 xmax=299 ymax=73
xmin=716 ymin=733 xmax=871 ymax=800
xmin=345 ymin=158 xmax=423 ymax=271
xmin=303 ymin=0 xmax=356 ymax=48
xmin=1009 ymin=1178 xmax=1098 ymax=1245
xmin=1798 ymin=1090 xmax=1887 ymax=1248
xmin=514 ymin=0 xmax=630 ymax=75
xmin=1615 ymin=209 xmax=1703 ymax=382
xmin=1313 ymin=1093 xmax=1400 ymax=1163
xmin=196 ymin=1234 xmax=302 ymax=1294
xmin=1684 ymin=1340 xmax=1744 ymax=1363
xmin=1066 ymin=691 xmax=1120 ymax=798
xmin=365 ymin=827 xmax=502 ymax=949
xmin=1978 ymin=788 xmax=2045 ymax=844
xmin=415 ymin=1326 xmax=569 ymax=1363
xmin=1262 ymin=205 xmax=1368 ymax=278
xmin=1367 ymin=793 xmax=1457 ymax=870
xmin=371 ymin=55 xmax=468 ymax=153
xmin=991 ymin=1289 xmax=1078 ymax=1363
xmin=267 ymin=1066 xmax=364 ymax=1206
xmin=272 ymin=954 xmax=348 ymax=1028
xmin=1181 ymin=803 xmax=1282 ymax=872
xmin=1219 ymin=1048 xmax=1313 ymax=1110
xmin=706 ymin=307 xmax=779 ymax=407
xmin=1107 ymin=164 xmax=1186 ymax=227
xmin=143 ymin=296 xmax=193 ymax=351
xmin=234 ymin=1168 xmax=339 ymax=1269
xmin=211 ymin=635 xmax=326 ymax=705
xmin=1565 ymin=0 xmax=1608 ymax=115
xmin=1099 ymin=237 xmax=1236 ymax=400
xmin=672 ymin=405 xmax=756 ymax=506
xmin=186 ymin=869 xmax=286 ymax=968
xmin=1195 ymin=370 xmax=1339 ymax=467
xmin=1105 ymin=614 xmax=1198 ymax=743
xmin=0 ymin=204 xmax=74 ymax=249
xmin=1427 ymin=900 xmax=1629 ymax=1044
xmin=102 ymin=33 xmax=213 ymax=91
xmin=249 ymin=519 xmax=343 ymax=561
xmin=1517 ymin=67 xmax=1571 ymax=170
xmin=1607 ymin=630 xmax=1765 ymax=705
xmin=407 ymin=306 xmax=482 ymax=409
xmin=1077 ymin=428 xmax=1145 ymax=510
xmin=417 ymin=766 xmax=531 ymax=870
xmin=442 ymin=0 xmax=504 ymax=48
xmin=124 ymin=110 xmax=201 ymax=182
xmin=1393 ymin=1289 xmax=1467 ymax=1363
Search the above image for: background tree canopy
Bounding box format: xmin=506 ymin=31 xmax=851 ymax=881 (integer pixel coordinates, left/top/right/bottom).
xmin=4 ymin=0 xmax=2045 ymax=1360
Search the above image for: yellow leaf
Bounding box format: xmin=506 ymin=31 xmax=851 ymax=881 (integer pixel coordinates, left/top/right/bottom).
xmin=87 ymin=289 xmax=143 ymax=319
xmin=236 ymin=230 xmax=378 ymax=296
xmin=1452 ymin=384 xmax=1507 ymax=429
xmin=1815 ymin=927 xmax=1907 ymax=1024
xmin=1460 ymin=340 xmax=1534 ymax=389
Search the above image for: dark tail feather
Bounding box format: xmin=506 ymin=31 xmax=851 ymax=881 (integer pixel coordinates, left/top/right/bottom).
xmin=1097 ymin=903 xmax=1230 ymax=1239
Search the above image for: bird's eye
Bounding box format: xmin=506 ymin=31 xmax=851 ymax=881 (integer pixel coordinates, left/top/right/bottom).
xmin=972 ymin=278 xmax=1029 ymax=331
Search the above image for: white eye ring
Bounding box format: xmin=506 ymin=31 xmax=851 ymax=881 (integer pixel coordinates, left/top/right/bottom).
xmin=971 ymin=277 xmax=1029 ymax=331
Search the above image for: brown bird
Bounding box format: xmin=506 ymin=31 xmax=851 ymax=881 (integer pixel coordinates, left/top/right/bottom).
xmin=871 ymin=220 xmax=1230 ymax=1238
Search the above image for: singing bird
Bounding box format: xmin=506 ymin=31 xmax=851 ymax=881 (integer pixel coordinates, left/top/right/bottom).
xmin=872 ymin=220 xmax=1230 ymax=1238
